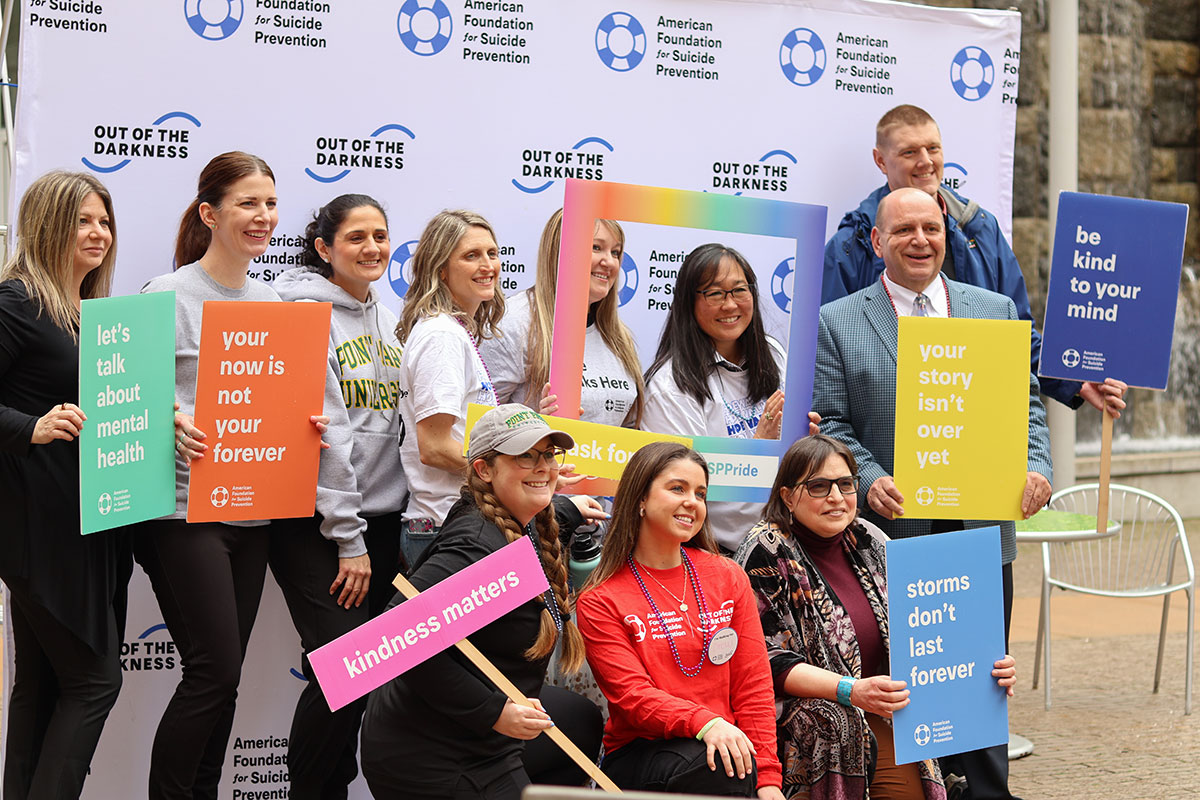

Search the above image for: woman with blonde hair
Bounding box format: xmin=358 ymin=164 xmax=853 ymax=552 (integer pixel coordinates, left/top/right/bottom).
xmin=361 ymin=403 xmax=601 ymax=799
xmin=0 ymin=170 xmax=130 ymax=798
xmin=481 ymin=208 xmax=645 ymax=427
xmin=395 ymin=209 xmax=506 ymax=565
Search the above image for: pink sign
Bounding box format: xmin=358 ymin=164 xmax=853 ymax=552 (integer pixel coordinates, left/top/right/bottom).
xmin=309 ymin=535 xmax=549 ymax=711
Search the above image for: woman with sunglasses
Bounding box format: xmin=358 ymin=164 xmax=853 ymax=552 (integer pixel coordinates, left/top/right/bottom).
xmin=734 ymin=435 xmax=1016 ymax=799
xmin=577 ymin=441 xmax=784 ymax=799
xmin=360 ymin=403 xmax=600 ymax=800
xmin=643 ymin=244 xmax=816 ymax=553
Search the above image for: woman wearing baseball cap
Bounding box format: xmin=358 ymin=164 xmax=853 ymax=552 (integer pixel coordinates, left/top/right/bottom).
xmin=360 ymin=404 xmax=601 ymax=800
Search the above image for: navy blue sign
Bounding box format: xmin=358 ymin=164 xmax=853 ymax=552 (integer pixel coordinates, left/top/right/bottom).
xmin=887 ymin=527 xmax=1007 ymax=764
xmin=1040 ymin=192 xmax=1187 ymax=390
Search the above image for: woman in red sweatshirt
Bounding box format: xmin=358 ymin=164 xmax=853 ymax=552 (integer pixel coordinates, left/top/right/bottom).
xmin=577 ymin=441 xmax=784 ymax=799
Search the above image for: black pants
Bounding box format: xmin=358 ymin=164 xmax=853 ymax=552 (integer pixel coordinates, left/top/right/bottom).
xmin=268 ymin=511 xmax=401 ymax=800
xmin=521 ymin=684 xmax=604 ymax=787
xmin=603 ymin=737 xmax=758 ymax=796
xmin=939 ymin=560 xmax=1018 ymax=800
xmin=366 ymin=766 xmax=531 ymax=800
xmin=2 ymin=580 xmax=122 ymax=800
xmin=134 ymin=519 xmax=269 ymax=800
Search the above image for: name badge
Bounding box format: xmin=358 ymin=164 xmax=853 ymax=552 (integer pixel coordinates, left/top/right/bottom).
xmin=707 ymin=627 xmax=738 ymax=665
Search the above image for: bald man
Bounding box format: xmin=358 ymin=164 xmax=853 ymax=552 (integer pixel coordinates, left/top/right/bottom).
xmin=812 ymin=187 xmax=1049 ymax=800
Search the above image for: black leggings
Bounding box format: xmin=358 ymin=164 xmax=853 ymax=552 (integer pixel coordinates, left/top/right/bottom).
xmin=134 ymin=519 xmax=269 ymax=800
xmin=2 ymin=579 xmax=122 ymax=800
xmin=521 ymin=684 xmax=604 ymax=786
xmin=603 ymin=737 xmax=758 ymax=796
xmin=268 ymin=511 xmax=401 ymax=799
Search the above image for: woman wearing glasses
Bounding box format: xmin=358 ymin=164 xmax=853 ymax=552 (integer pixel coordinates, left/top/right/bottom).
xmin=643 ymin=243 xmax=813 ymax=552
xmin=360 ymin=404 xmax=600 ymax=800
xmin=734 ymin=435 xmax=1016 ymax=800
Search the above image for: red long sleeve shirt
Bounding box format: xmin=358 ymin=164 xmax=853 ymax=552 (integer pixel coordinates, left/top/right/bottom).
xmin=578 ymin=549 xmax=782 ymax=790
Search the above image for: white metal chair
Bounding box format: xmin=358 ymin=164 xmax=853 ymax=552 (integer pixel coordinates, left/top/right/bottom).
xmin=1032 ymin=483 xmax=1194 ymax=713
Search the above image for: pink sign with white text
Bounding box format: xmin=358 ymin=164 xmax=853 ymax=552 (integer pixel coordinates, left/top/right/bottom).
xmin=308 ymin=536 xmax=549 ymax=711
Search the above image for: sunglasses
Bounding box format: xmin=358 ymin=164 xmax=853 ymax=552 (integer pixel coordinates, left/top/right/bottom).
xmin=511 ymin=447 xmax=567 ymax=469
xmin=794 ymin=475 xmax=859 ymax=498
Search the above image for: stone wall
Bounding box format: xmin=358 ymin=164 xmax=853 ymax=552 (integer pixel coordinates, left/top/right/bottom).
xmin=920 ymin=0 xmax=1200 ymax=449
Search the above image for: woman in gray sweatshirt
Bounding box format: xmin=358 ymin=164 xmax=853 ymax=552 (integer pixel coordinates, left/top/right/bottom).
xmin=270 ymin=193 xmax=408 ymax=799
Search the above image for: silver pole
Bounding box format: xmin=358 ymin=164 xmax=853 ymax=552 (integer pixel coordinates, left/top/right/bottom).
xmin=1047 ymin=0 xmax=1079 ymax=489
xmin=0 ymin=0 xmax=16 ymax=177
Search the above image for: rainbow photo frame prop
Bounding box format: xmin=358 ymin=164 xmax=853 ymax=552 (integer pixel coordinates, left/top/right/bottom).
xmin=549 ymin=179 xmax=827 ymax=502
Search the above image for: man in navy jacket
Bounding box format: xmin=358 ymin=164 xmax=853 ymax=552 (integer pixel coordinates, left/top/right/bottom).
xmin=822 ymin=103 xmax=1123 ymax=413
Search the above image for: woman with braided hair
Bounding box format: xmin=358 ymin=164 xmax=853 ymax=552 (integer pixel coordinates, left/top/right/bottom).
xmin=360 ymin=403 xmax=601 ymax=800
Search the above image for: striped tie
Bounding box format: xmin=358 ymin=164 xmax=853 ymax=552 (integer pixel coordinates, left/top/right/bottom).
xmin=913 ymin=293 xmax=931 ymax=317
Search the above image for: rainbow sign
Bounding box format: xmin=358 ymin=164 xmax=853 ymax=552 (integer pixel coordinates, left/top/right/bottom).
xmin=550 ymin=179 xmax=826 ymax=501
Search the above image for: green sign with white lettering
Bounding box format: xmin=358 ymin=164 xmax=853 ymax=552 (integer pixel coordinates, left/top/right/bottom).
xmin=79 ymin=291 xmax=177 ymax=534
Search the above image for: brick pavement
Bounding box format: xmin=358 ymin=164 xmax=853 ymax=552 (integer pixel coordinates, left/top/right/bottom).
xmin=1006 ymin=523 xmax=1200 ymax=799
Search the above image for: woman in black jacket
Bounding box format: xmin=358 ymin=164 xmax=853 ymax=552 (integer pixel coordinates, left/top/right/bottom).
xmin=0 ymin=170 xmax=131 ymax=799
xmin=360 ymin=403 xmax=600 ymax=800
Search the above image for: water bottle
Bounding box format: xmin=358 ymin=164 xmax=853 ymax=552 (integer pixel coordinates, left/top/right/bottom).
xmin=568 ymin=523 xmax=603 ymax=590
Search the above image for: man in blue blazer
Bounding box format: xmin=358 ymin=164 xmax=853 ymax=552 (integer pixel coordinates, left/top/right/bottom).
xmin=813 ymin=187 xmax=1047 ymax=800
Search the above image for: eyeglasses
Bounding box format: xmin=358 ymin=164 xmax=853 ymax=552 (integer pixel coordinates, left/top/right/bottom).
xmin=696 ymin=285 xmax=752 ymax=306
xmin=511 ymin=447 xmax=568 ymax=469
xmin=795 ymin=475 xmax=859 ymax=498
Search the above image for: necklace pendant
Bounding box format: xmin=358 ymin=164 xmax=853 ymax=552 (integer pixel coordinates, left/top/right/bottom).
xmin=679 ymin=602 xmax=688 ymax=612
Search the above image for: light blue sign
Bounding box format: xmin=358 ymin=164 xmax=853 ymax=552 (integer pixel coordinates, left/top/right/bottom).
xmin=886 ymin=527 xmax=1008 ymax=764
xmin=1040 ymin=191 xmax=1187 ymax=390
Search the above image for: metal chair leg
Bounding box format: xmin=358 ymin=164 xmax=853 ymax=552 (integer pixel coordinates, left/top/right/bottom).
xmin=1032 ymin=573 xmax=1045 ymax=690
xmin=1043 ymin=581 xmax=1053 ymax=711
xmin=1155 ymin=592 xmax=1171 ymax=693
xmin=1187 ymin=586 xmax=1194 ymax=715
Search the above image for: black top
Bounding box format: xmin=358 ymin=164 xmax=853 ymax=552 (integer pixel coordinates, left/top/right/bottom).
xmin=0 ymin=280 xmax=131 ymax=653
xmin=362 ymin=492 xmax=561 ymax=792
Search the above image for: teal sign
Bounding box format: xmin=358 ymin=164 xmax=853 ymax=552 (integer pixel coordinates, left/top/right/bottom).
xmin=79 ymin=292 xmax=177 ymax=533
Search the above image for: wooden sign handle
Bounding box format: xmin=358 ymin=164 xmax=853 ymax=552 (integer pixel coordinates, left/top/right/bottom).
xmin=1096 ymin=409 xmax=1114 ymax=534
xmin=392 ymin=572 xmax=622 ymax=793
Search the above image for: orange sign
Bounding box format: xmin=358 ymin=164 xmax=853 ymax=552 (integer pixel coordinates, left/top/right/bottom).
xmin=187 ymin=301 xmax=332 ymax=522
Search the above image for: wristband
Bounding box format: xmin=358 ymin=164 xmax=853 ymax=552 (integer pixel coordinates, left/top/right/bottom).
xmin=696 ymin=717 xmax=724 ymax=740
xmin=836 ymin=676 xmax=856 ymax=707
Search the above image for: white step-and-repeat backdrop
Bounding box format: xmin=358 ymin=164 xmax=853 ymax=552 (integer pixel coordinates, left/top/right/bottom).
xmin=5 ymin=0 xmax=1019 ymax=796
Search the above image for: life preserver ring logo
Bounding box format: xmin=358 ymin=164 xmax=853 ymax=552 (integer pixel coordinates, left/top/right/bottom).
xmin=914 ymin=724 xmax=932 ymax=746
xmin=398 ymin=0 xmax=453 ymax=57
xmin=618 ymin=253 xmax=639 ymax=307
xmin=389 ymin=239 xmax=419 ymax=298
xmin=596 ymin=12 xmax=646 ymax=72
xmin=184 ymin=0 xmax=243 ymax=41
xmin=210 ymin=486 xmax=230 ymax=508
xmin=779 ymin=28 xmax=826 ymax=86
xmin=950 ymin=46 xmax=995 ymax=101
xmin=1061 ymin=348 xmax=1081 ymax=369
xmin=771 ymin=257 xmax=794 ymax=313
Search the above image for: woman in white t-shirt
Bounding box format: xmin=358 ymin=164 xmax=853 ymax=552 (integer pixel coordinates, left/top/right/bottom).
xmin=395 ymin=210 xmax=505 ymax=566
xmin=480 ymin=208 xmax=645 ymax=429
xmin=642 ymin=243 xmax=817 ymax=553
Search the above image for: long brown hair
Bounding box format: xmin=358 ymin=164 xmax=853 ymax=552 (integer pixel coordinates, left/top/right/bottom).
xmin=1 ymin=171 xmax=116 ymax=338
xmin=467 ymin=456 xmax=585 ymax=672
xmin=174 ymin=151 xmax=275 ymax=268
xmin=762 ymin=434 xmax=859 ymax=531
xmin=395 ymin=210 xmax=506 ymax=344
xmin=520 ymin=209 xmax=645 ymax=424
xmin=584 ymin=442 xmax=717 ymax=590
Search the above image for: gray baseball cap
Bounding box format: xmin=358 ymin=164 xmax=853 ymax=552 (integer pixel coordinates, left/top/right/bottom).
xmin=466 ymin=403 xmax=575 ymax=461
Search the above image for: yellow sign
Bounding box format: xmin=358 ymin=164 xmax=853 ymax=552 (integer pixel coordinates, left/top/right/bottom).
xmin=465 ymin=404 xmax=691 ymax=496
xmin=894 ymin=318 xmax=1031 ymax=521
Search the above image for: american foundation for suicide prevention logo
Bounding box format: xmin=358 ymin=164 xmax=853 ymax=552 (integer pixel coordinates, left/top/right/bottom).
xmin=950 ymin=46 xmax=994 ymax=101
xmin=184 ymin=0 xmax=243 ymax=41
xmin=916 ymin=486 xmax=935 ymax=506
xmin=97 ymin=492 xmax=113 ymax=516
xmin=595 ymin=12 xmax=646 ymax=72
xmin=398 ymin=0 xmax=453 ymax=56
xmin=389 ymin=239 xmax=420 ymax=297
xmin=210 ymin=485 xmax=230 ymax=508
xmin=1061 ymin=348 xmax=1081 ymax=369
xmin=779 ymin=28 xmax=826 ymax=86
xmin=771 ymin=257 xmax=793 ymax=313
xmin=914 ymin=723 xmax=932 ymax=746
xmin=618 ymin=253 xmax=639 ymax=307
